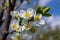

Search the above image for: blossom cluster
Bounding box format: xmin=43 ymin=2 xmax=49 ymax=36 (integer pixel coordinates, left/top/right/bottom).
xmin=10 ymin=8 xmax=45 ymax=40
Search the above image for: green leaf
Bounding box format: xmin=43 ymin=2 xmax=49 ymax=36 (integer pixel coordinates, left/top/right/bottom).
xmin=42 ymin=6 xmax=50 ymax=13
xmin=43 ymin=13 xmax=51 ymax=17
xmin=36 ymin=6 xmax=42 ymax=14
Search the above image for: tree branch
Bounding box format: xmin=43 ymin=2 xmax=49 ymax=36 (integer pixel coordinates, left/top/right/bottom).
xmin=0 ymin=0 xmax=6 ymax=26
xmin=0 ymin=0 xmax=16 ymax=40
xmin=0 ymin=9 xmax=4 ymax=26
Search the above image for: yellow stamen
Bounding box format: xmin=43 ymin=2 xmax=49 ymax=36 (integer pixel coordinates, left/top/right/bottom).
xmin=34 ymin=15 xmax=40 ymax=21
xmin=24 ymin=12 xmax=30 ymax=17
xmin=16 ymin=28 xmax=21 ymax=32
xmin=15 ymin=35 xmax=20 ymax=40
xmin=25 ymin=23 xmax=30 ymax=29
xmin=12 ymin=24 xmax=17 ymax=30
xmin=15 ymin=15 xmax=18 ymax=18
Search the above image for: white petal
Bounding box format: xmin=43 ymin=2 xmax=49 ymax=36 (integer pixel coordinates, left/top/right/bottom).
xmin=10 ymin=11 xmax=19 ymax=17
xmin=10 ymin=11 xmax=14 ymax=16
xmin=39 ymin=19 xmax=45 ymax=25
xmin=34 ymin=11 xmax=36 ymax=17
xmin=20 ymin=10 xmax=25 ymax=14
xmin=14 ymin=11 xmax=19 ymax=14
xmin=22 ymin=26 xmax=25 ymax=31
xmin=19 ymin=10 xmax=26 ymax=17
xmin=26 ymin=28 xmax=31 ymax=30
xmin=16 ymin=33 xmax=20 ymax=36
xmin=30 ymin=13 xmax=33 ymax=17
xmin=27 ymin=8 xmax=33 ymax=13
xmin=10 ymin=22 xmax=19 ymax=31
xmin=11 ymin=36 xmax=15 ymax=39
xmin=39 ymin=14 xmax=42 ymax=19
xmin=23 ymin=17 xmax=29 ymax=20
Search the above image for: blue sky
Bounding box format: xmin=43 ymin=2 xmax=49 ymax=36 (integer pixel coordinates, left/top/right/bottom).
xmin=0 ymin=0 xmax=60 ymax=16
xmin=47 ymin=0 xmax=60 ymax=16
xmin=32 ymin=0 xmax=60 ymax=16
xmin=14 ymin=0 xmax=60 ymax=30
xmin=21 ymin=0 xmax=60 ymax=16
xmin=30 ymin=0 xmax=60 ymax=28
xmin=0 ymin=0 xmax=59 ymax=18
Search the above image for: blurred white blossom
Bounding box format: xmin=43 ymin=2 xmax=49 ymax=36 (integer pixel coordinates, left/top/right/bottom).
xmin=19 ymin=8 xmax=34 ymax=20
xmin=11 ymin=33 xmax=20 ymax=40
xmin=10 ymin=11 xmax=19 ymax=20
xmin=10 ymin=8 xmax=46 ymax=40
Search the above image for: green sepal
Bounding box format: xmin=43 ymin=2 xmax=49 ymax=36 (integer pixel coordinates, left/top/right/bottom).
xmin=14 ymin=16 xmax=18 ymax=20
xmin=29 ymin=27 xmax=36 ymax=33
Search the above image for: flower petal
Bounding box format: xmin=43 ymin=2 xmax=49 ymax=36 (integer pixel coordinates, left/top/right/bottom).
xmin=27 ymin=8 xmax=33 ymax=13
xmin=10 ymin=11 xmax=19 ymax=16
xmin=39 ymin=14 xmax=42 ymax=19
xmin=19 ymin=10 xmax=26 ymax=17
xmin=16 ymin=27 xmax=21 ymax=32
xmin=11 ymin=36 xmax=15 ymax=40
xmin=15 ymin=33 xmax=20 ymax=36
xmin=20 ymin=10 xmax=25 ymax=14
xmin=10 ymin=22 xmax=19 ymax=31
xmin=39 ymin=19 xmax=45 ymax=25
xmin=22 ymin=26 xmax=25 ymax=31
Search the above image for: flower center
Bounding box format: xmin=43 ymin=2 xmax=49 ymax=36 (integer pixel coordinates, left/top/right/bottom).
xmin=34 ymin=15 xmax=40 ymax=21
xmin=24 ymin=12 xmax=30 ymax=17
xmin=15 ymin=35 xmax=20 ymax=40
xmin=16 ymin=27 xmax=21 ymax=32
xmin=25 ymin=23 xmax=30 ymax=29
xmin=12 ymin=24 xmax=17 ymax=30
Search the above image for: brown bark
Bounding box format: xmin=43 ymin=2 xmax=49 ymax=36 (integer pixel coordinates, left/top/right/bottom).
xmin=0 ymin=9 xmax=4 ymax=26
xmin=0 ymin=0 xmax=6 ymax=26
xmin=0 ymin=0 xmax=16 ymax=40
xmin=0 ymin=0 xmax=25 ymax=40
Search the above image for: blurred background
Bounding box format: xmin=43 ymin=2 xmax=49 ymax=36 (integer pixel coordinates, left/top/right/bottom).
xmin=0 ymin=0 xmax=60 ymax=40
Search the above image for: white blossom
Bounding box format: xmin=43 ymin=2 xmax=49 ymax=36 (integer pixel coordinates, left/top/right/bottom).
xmin=19 ymin=8 xmax=34 ymax=19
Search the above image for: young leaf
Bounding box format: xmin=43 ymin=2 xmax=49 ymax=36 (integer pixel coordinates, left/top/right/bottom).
xmin=36 ymin=6 xmax=42 ymax=14
xmin=42 ymin=6 xmax=50 ymax=13
xmin=43 ymin=13 xmax=51 ymax=17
